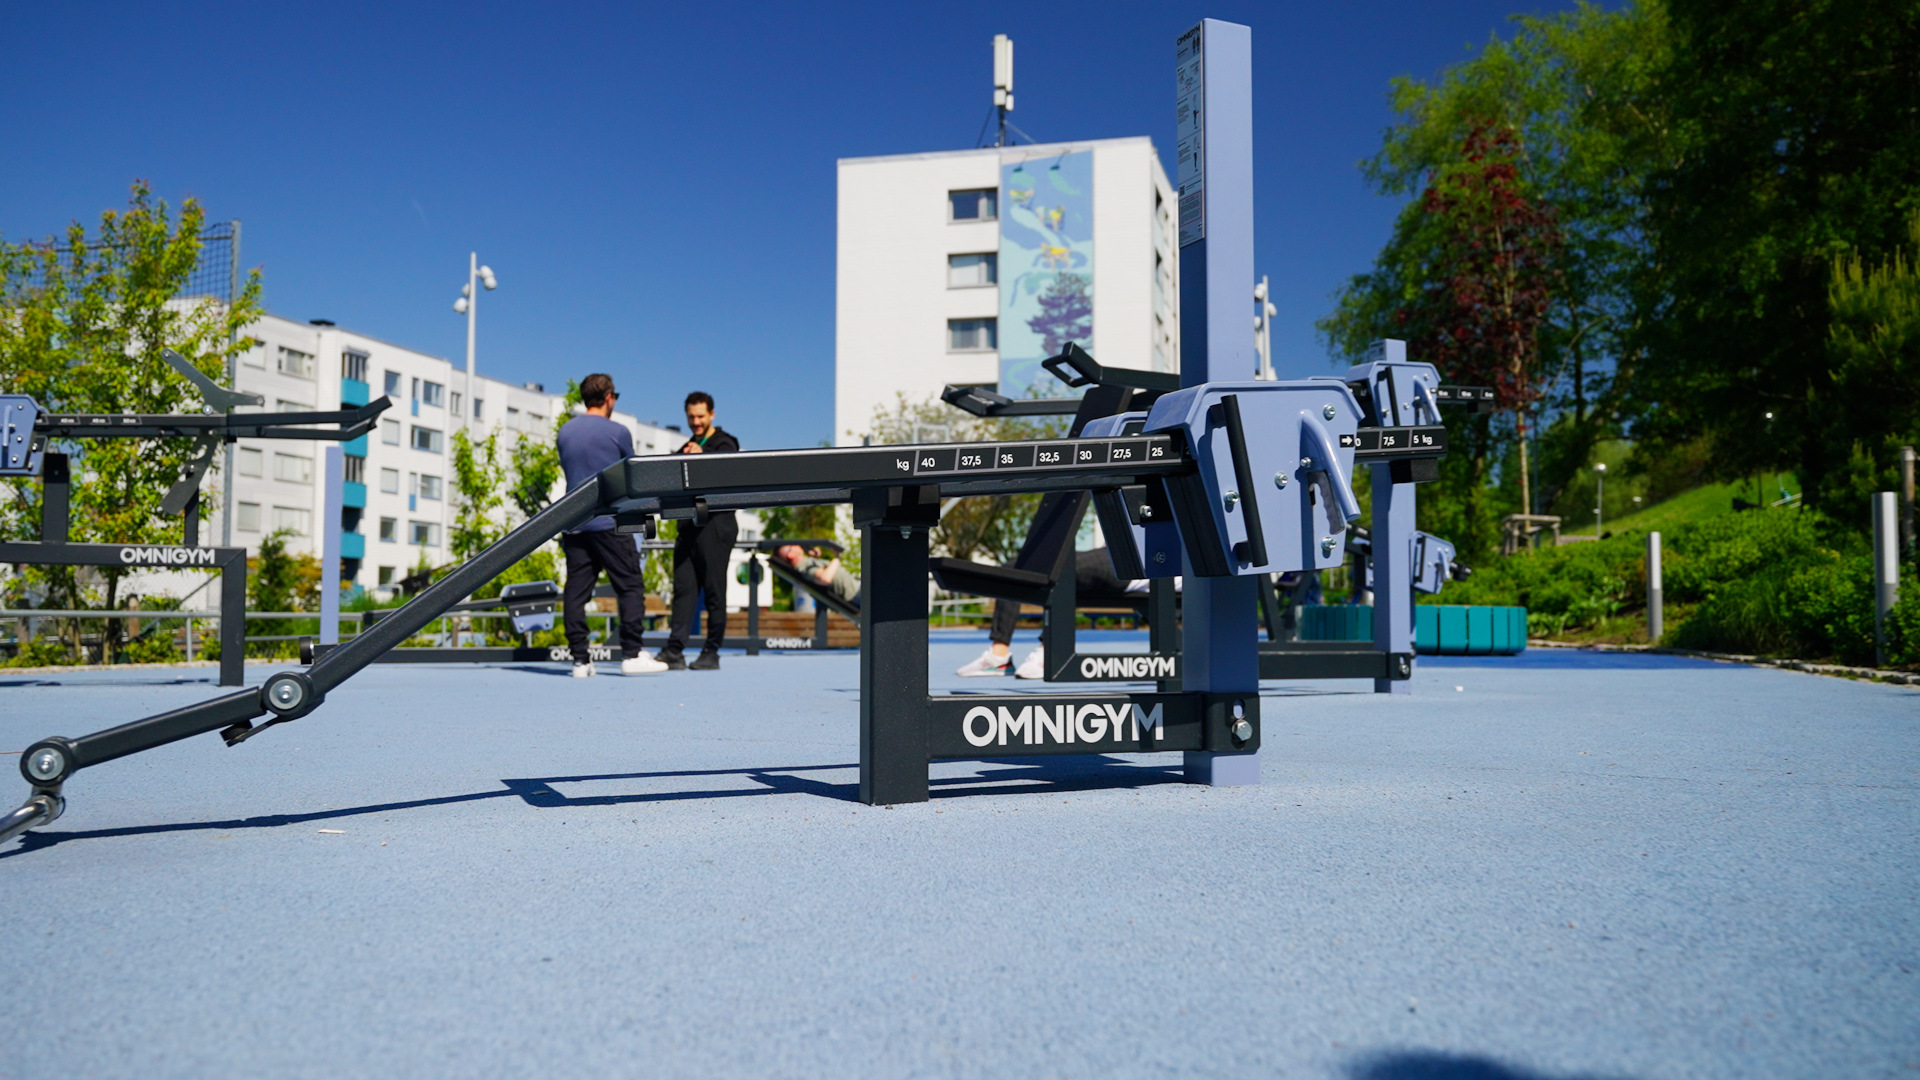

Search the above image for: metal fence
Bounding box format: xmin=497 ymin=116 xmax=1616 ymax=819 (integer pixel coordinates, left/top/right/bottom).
xmin=5 ymin=222 xmax=240 ymax=306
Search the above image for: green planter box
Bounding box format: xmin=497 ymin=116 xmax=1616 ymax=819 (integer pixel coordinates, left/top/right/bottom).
xmin=1415 ymin=605 xmax=1527 ymax=656
xmin=1300 ymin=604 xmax=1372 ymax=642
xmin=1299 ymin=605 xmax=1528 ymax=655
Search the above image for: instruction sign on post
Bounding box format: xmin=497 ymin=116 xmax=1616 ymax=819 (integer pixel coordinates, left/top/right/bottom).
xmin=1176 ymin=22 xmax=1205 ymax=247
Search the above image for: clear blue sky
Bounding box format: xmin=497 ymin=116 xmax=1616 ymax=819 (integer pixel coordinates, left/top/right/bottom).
xmin=4 ymin=1 xmax=1581 ymax=449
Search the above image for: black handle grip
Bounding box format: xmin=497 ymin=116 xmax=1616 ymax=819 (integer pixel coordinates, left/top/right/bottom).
xmin=1221 ymin=394 xmax=1268 ymax=567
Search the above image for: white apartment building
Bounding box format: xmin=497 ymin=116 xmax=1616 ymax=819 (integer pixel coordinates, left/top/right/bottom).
xmin=835 ymin=137 xmax=1179 ymax=446
xmin=212 ymin=312 xmax=681 ymax=595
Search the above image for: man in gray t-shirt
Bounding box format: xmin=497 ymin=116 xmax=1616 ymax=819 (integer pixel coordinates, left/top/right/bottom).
xmin=556 ymin=373 xmax=664 ymax=677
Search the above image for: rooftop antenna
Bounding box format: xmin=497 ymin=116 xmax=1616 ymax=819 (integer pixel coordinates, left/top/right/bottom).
xmin=994 ymin=34 xmax=1014 ymax=147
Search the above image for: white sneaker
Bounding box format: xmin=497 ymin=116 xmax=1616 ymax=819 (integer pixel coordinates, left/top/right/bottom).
xmin=955 ymin=647 xmax=1011 ymax=677
xmin=1014 ymin=645 xmax=1045 ymax=680
xmin=621 ymin=654 xmax=669 ymax=675
xmin=571 ymin=662 xmax=596 ymax=678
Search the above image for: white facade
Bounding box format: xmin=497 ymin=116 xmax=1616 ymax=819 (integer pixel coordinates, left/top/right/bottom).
xmin=834 ymin=137 xmax=1178 ymax=447
xmin=212 ymin=312 xmax=680 ymax=593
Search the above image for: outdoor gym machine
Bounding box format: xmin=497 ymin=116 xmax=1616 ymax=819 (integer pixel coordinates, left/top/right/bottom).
xmin=0 ymin=350 xmax=390 ymax=685
xmin=1 ymin=370 xmax=1448 ymax=842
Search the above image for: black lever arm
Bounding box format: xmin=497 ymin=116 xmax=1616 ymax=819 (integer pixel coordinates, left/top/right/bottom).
xmin=1220 ymin=394 xmax=1269 ymax=567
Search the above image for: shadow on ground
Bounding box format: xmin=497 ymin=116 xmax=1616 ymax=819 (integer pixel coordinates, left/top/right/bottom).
xmin=0 ymin=754 xmax=1187 ymax=858
xmin=1349 ymin=1049 xmax=1633 ymax=1080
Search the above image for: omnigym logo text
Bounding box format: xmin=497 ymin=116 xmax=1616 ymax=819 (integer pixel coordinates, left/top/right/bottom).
xmin=118 ymin=546 xmax=217 ymax=566
xmin=1078 ymin=655 xmax=1176 ymax=679
xmin=960 ymin=702 xmax=1164 ymax=748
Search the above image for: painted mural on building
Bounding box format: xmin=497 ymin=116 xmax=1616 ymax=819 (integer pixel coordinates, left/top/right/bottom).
xmin=998 ymin=150 xmax=1093 ymax=399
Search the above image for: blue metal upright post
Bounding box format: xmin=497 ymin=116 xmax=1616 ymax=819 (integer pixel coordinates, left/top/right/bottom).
xmin=1366 ymin=342 xmax=1414 ymax=693
xmin=320 ymin=446 xmax=343 ymax=646
xmin=1176 ymin=19 xmax=1259 ymax=785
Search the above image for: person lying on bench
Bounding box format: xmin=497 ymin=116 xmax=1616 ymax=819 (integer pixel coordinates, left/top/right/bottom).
xmin=774 ymin=544 xmax=861 ymax=609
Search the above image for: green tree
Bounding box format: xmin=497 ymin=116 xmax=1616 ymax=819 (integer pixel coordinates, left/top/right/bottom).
xmin=1629 ymin=0 xmax=1920 ymax=511
xmin=449 ymin=425 xmax=506 ymax=560
xmin=1320 ymin=2 xmax=1680 ymax=556
xmin=1821 ymin=210 xmax=1920 ymax=524
xmin=0 ymin=182 xmax=263 ymax=657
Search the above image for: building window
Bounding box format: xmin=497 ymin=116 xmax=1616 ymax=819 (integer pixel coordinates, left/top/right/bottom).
xmin=272 ymin=506 xmax=312 ymax=536
xmin=379 ymin=467 xmax=400 ymax=494
xmin=236 ymin=447 xmax=263 ymax=477
xmin=948 ymin=318 xmax=998 ymax=352
xmin=236 ymin=502 xmax=261 ymax=531
xmin=381 ymin=419 xmax=401 ymax=445
xmin=409 ymin=520 xmax=440 ymax=547
xmin=411 ymin=426 xmax=443 ymax=453
xmin=377 ymin=566 xmax=395 ymax=585
xmin=275 ymin=398 xmax=310 ymax=413
xmin=450 ymin=391 xmax=462 ymax=416
xmin=383 ymin=371 xmax=402 ymax=396
xmin=342 ymin=350 xmax=369 ymax=383
xmin=411 ymin=379 xmax=445 ymax=408
xmin=343 ymin=455 xmax=365 ymax=484
xmin=506 ymin=407 xmax=521 ymax=430
xmin=242 ymin=344 xmax=266 ymax=369
xmin=273 ymin=453 xmax=313 ymax=484
xmin=276 ymin=346 xmax=315 ymax=379
xmin=949 ymin=188 xmax=997 ymax=222
xmin=472 ymin=398 xmax=483 ymax=421
xmin=528 ymin=413 xmax=545 ymax=429
xmin=379 ymin=517 xmax=397 ymax=542
xmin=949 ymin=253 xmax=997 ymax=288
xmin=948 ymin=251 xmax=998 ymax=286
xmin=416 ymin=474 xmax=442 ymax=501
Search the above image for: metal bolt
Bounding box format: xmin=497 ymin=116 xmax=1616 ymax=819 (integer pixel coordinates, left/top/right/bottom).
xmin=26 ymin=748 xmax=64 ymax=782
xmin=1321 ymin=536 xmax=1336 ymax=556
xmin=1274 ymin=472 xmax=1289 ymax=490
xmin=1152 ymin=551 xmax=1167 ymax=565
xmin=899 ymin=526 xmax=911 ymax=539
xmin=1323 ymin=403 xmax=1337 ymax=420
xmin=1300 ymin=456 xmax=1313 ymax=470
xmin=1223 ymin=491 xmax=1238 ymax=512
xmin=270 ymin=681 xmax=299 ymax=708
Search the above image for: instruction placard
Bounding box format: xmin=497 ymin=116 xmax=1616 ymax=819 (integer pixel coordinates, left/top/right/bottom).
xmin=1175 ymin=22 xmax=1205 ymax=247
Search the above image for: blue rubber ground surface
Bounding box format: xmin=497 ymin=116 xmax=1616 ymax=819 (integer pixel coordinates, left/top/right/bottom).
xmin=2 ymin=630 xmax=1915 ymax=1079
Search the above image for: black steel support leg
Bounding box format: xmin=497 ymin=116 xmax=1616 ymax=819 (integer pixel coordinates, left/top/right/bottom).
xmin=1150 ymin=577 xmax=1180 ymax=694
xmin=219 ymin=550 xmax=246 ymax=687
xmin=856 ymin=486 xmax=938 ymax=805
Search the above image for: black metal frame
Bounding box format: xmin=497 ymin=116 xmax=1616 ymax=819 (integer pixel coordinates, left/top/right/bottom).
xmin=2 ymin=388 xmax=1459 ymax=841
xmin=0 ymin=384 xmax=392 ymax=688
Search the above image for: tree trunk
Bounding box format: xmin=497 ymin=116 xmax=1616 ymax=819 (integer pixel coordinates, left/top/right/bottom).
xmin=1516 ymin=409 xmax=1533 ymax=517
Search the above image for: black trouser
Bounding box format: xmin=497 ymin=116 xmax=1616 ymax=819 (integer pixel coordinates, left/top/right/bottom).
xmin=563 ymin=529 xmax=651 ymax=663
xmin=667 ymin=513 xmax=738 ymax=656
xmin=989 ymin=549 xmax=1130 ymax=646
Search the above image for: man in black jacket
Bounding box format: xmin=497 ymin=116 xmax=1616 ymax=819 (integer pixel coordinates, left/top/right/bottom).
xmin=657 ymin=391 xmax=741 ymax=670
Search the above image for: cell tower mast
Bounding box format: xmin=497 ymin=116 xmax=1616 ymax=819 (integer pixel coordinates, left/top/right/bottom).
xmin=993 ymin=34 xmax=1014 ymax=147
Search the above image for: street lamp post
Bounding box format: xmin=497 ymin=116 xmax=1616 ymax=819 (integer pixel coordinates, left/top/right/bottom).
xmin=1595 ymin=461 xmax=1607 ymax=536
xmin=451 ymin=253 xmax=498 ymax=427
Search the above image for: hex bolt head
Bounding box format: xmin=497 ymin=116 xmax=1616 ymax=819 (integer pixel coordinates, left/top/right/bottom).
xmin=1231 ymin=719 xmax=1253 ymax=742
xmin=1223 ymin=491 xmax=1239 ymax=512
xmin=1152 ymin=551 xmax=1167 ymax=565
xmin=26 ymin=747 xmax=65 ymax=783
xmin=1274 ymin=472 xmax=1289 ymax=489
xmin=1300 ymin=456 xmax=1313 ymax=470
xmin=1321 ymin=536 xmax=1336 ymax=556
xmin=1323 ymin=403 xmax=1338 ymax=420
